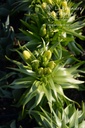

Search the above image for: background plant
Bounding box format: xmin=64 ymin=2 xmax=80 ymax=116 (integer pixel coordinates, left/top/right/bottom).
xmin=31 ymin=102 xmax=85 ymax=128
xmin=16 ymin=0 xmax=85 ymax=56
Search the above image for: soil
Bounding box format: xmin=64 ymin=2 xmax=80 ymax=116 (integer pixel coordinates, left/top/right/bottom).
xmin=0 ymin=98 xmax=37 ymax=128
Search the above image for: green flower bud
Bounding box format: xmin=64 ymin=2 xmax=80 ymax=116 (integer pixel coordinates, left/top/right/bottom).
xmin=41 ymin=2 xmax=47 ymax=9
xmin=23 ymin=50 xmax=31 ymax=60
xmin=62 ymin=1 xmax=67 ymax=8
xmin=32 ymin=60 xmax=39 ymax=70
xmin=48 ymin=61 xmax=56 ymax=69
xmin=38 ymin=67 xmax=43 ymax=75
xmin=51 ymin=11 xmax=56 ymax=19
xmin=47 ymin=67 xmax=52 ymax=74
xmin=46 ymin=0 xmax=53 ymax=4
xmin=40 ymin=24 xmax=46 ymax=37
xmin=44 ymin=50 xmax=52 ymax=60
xmin=42 ymin=56 xmax=48 ymax=62
xmin=42 ymin=61 xmax=48 ymax=67
xmin=43 ymin=67 xmax=52 ymax=74
xmin=41 ymin=56 xmax=48 ymax=67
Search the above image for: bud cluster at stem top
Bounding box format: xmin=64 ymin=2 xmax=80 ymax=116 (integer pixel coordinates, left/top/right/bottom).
xmin=22 ymin=49 xmax=56 ymax=76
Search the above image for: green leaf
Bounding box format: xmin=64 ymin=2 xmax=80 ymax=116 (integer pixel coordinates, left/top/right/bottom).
xmin=78 ymin=102 xmax=85 ymax=123
xmin=70 ymin=20 xmax=85 ymax=31
xmin=0 ymin=72 xmax=16 ymax=82
xmin=48 ymin=77 xmax=58 ymax=101
xmin=10 ymin=77 xmax=34 ymax=89
xmin=79 ymin=121 xmax=85 ymax=128
xmin=42 ymin=83 xmax=54 ymax=112
xmin=20 ymin=19 xmax=39 ymax=33
xmin=69 ymin=110 xmax=78 ymax=127
xmin=64 ymin=104 xmax=75 ymax=118
xmin=29 ymin=82 xmax=44 ymax=113
xmin=52 ymin=109 xmax=61 ymax=127
xmin=17 ymin=89 xmax=36 ymax=115
xmin=10 ymin=120 xmax=16 ymax=128
xmin=68 ymin=42 xmax=82 ymax=55
xmin=63 ymin=27 xmax=85 ymax=40
xmin=40 ymin=107 xmax=53 ymax=128
xmin=19 ymin=29 xmax=40 ymax=40
xmin=23 ymin=39 xmax=41 ymax=48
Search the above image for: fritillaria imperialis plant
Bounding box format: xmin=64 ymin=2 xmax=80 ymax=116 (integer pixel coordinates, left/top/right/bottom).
xmin=6 ymin=44 xmax=84 ymax=115
xmin=1 ymin=0 xmax=85 ymax=127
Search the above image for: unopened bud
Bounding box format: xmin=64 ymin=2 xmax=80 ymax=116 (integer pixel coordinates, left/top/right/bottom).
xmin=48 ymin=61 xmax=56 ymax=69
xmin=41 ymin=2 xmax=47 ymax=9
xmin=44 ymin=67 xmax=52 ymax=74
xmin=23 ymin=50 xmax=31 ymax=60
xmin=44 ymin=50 xmax=52 ymax=60
xmin=32 ymin=60 xmax=39 ymax=70
xmin=46 ymin=0 xmax=53 ymax=4
xmin=62 ymin=1 xmax=67 ymax=8
xmin=38 ymin=67 xmax=43 ymax=75
xmin=51 ymin=11 xmax=56 ymax=18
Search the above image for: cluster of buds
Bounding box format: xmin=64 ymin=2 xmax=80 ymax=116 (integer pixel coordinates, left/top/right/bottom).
xmin=59 ymin=0 xmax=70 ymax=18
xmin=23 ymin=49 xmax=56 ymax=76
xmin=37 ymin=50 xmax=56 ymax=75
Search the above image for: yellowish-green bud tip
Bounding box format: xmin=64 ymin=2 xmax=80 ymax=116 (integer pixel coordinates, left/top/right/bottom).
xmin=41 ymin=2 xmax=47 ymax=9
xmin=44 ymin=50 xmax=52 ymax=60
xmin=46 ymin=0 xmax=53 ymax=4
xmin=62 ymin=1 xmax=67 ymax=8
xmin=23 ymin=50 xmax=31 ymax=60
xmin=51 ymin=11 xmax=56 ymax=18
